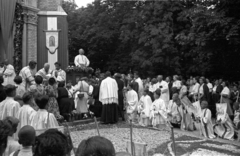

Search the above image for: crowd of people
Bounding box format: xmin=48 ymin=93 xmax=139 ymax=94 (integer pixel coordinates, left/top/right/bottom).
xmin=0 ymin=54 xmax=240 ymax=155
xmin=121 ymin=74 xmax=240 ymax=141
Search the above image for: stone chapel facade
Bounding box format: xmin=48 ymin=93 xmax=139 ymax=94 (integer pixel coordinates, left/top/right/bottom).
xmin=0 ymin=0 xmax=68 ymax=71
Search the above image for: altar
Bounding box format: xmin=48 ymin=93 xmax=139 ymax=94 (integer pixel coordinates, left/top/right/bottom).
xmin=66 ymin=66 xmax=94 ymax=84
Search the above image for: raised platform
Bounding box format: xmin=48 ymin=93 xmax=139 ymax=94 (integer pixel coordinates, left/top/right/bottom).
xmin=66 ymin=66 xmax=94 ymax=84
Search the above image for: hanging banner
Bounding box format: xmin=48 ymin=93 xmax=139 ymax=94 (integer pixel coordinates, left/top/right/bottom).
xmin=46 ymin=31 xmax=59 ymax=54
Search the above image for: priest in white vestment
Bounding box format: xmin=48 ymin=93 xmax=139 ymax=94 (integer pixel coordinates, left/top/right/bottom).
xmin=2 ymin=60 xmax=16 ymax=86
xmin=36 ymin=63 xmax=52 ymax=83
xmin=31 ymin=95 xmax=59 ymax=130
xmin=52 ymin=62 xmax=66 ymax=83
xmin=149 ymin=89 xmax=167 ymax=127
xmin=99 ymin=71 xmax=119 ymax=124
xmin=214 ymin=103 xmax=234 ymax=140
xmin=19 ymin=61 xmax=37 ymax=90
xmin=74 ymin=78 xmax=89 ymax=114
xmin=126 ymin=82 xmax=139 ymax=123
xmin=74 ymin=49 xmax=90 ymax=67
xmin=155 ymin=75 xmax=169 ymax=106
xmin=138 ymin=89 xmax=152 ymax=126
xmin=134 ymin=72 xmax=144 ymax=99
xmin=17 ymin=92 xmax=36 ymax=129
xmin=199 ymin=101 xmax=216 ymax=139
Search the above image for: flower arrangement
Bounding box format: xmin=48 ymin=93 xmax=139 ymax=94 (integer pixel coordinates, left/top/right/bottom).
xmin=65 ymin=66 xmax=94 ymax=74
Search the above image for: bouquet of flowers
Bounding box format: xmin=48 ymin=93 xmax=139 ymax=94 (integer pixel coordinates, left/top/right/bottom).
xmin=65 ymin=66 xmax=94 ymax=74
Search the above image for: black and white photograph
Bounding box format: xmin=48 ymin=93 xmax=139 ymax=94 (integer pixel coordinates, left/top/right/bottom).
xmin=0 ymin=0 xmax=240 ymax=156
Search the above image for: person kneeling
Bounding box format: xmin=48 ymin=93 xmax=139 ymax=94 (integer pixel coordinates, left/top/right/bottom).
xmin=214 ymin=103 xmax=234 ymax=140
xmin=199 ymin=101 xmax=216 ymax=139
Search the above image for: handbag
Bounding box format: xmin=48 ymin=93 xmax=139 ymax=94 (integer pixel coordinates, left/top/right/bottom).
xmin=78 ymin=81 xmax=84 ymax=99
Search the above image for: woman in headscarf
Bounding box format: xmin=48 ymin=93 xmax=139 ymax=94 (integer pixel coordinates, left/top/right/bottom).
xmin=57 ymin=82 xmax=75 ymax=121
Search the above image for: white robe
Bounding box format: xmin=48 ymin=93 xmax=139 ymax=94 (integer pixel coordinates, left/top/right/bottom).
xmin=167 ymin=100 xmax=178 ymax=119
xmin=172 ymin=80 xmax=181 ymax=89
xmin=200 ymin=108 xmax=215 ymax=139
xmin=19 ymin=66 xmax=36 ymax=90
xmin=149 ymin=84 xmax=157 ymax=93
xmin=30 ymin=109 xmax=59 ymax=130
xmin=135 ymin=77 xmax=144 ymax=98
xmin=155 ymin=81 xmax=169 ymax=106
xmin=138 ymin=95 xmax=152 ymax=117
xmin=0 ymin=97 xmax=20 ymax=120
xmin=36 ymin=68 xmax=52 ymax=82
xmin=52 ymin=69 xmax=66 ymax=82
xmin=74 ymin=54 xmax=90 ymax=67
xmin=74 ymin=81 xmax=89 ymax=113
xmin=214 ymin=113 xmax=234 ymax=140
xmin=150 ymin=98 xmax=167 ymax=126
xmin=126 ymin=89 xmax=138 ymax=114
xmin=99 ymin=77 xmax=118 ymax=105
xmin=3 ymin=64 xmax=16 ymax=86
xmin=18 ymin=105 xmax=36 ymax=128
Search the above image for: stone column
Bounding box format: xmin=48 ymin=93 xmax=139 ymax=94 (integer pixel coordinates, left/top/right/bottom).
xmin=22 ymin=5 xmax=39 ymax=67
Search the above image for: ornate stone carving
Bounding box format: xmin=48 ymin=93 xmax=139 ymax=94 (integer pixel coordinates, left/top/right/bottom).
xmin=22 ymin=12 xmax=38 ymax=24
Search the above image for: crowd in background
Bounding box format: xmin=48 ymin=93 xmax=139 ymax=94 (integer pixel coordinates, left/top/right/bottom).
xmin=0 ymin=58 xmax=240 ymax=156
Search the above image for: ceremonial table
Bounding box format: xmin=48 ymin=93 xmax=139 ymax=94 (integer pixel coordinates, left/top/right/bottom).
xmin=66 ymin=66 xmax=94 ymax=84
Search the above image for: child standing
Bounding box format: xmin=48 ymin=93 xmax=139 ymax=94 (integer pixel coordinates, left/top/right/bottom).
xmin=138 ymin=89 xmax=152 ymax=126
xmin=126 ymin=83 xmax=139 ymax=123
xmin=150 ymin=89 xmax=167 ymax=128
xmin=17 ymin=92 xmax=36 ymax=129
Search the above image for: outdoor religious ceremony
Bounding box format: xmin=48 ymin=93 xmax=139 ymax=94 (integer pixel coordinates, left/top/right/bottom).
xmin=1 ymin=0 xmax=240 ymax=156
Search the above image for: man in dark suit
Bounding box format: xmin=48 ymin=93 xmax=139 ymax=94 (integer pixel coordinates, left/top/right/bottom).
xmin=114 ymin=73 xmax=125 ymax=121
xmin=128 ymin=74 xmax=139 ymax=94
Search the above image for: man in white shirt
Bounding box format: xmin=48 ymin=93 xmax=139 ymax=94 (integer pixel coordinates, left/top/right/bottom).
xmin=99 ymin=71 xmax=119 ymax=124
xmin=74 ymin=49 xmax=90 ymax=67
xmin=52 ymin=62 xmax=66 ymax=83
xmin=19 ymin=61 xmax=37 ymax=91
xmin=155 ymin=75 xmax=169 ymax=106
xmin=36 ymin=63 xmax=52 ymax=83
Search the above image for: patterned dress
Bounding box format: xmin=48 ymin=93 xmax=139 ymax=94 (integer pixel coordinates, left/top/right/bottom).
xmin=45 ymin=84 xmax=63 ymax=120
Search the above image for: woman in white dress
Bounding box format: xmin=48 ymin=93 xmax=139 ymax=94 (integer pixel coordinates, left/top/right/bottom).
xmin=150 ymin=89 xmax=167 ymax=128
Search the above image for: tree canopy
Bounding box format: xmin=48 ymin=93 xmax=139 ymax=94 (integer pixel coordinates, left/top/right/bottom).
xmin=63 ymin=0 xmax=240 ymax=80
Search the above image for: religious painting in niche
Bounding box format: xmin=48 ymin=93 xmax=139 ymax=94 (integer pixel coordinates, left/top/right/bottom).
xmin=49 ymin=36 xmax=55 ymax=47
